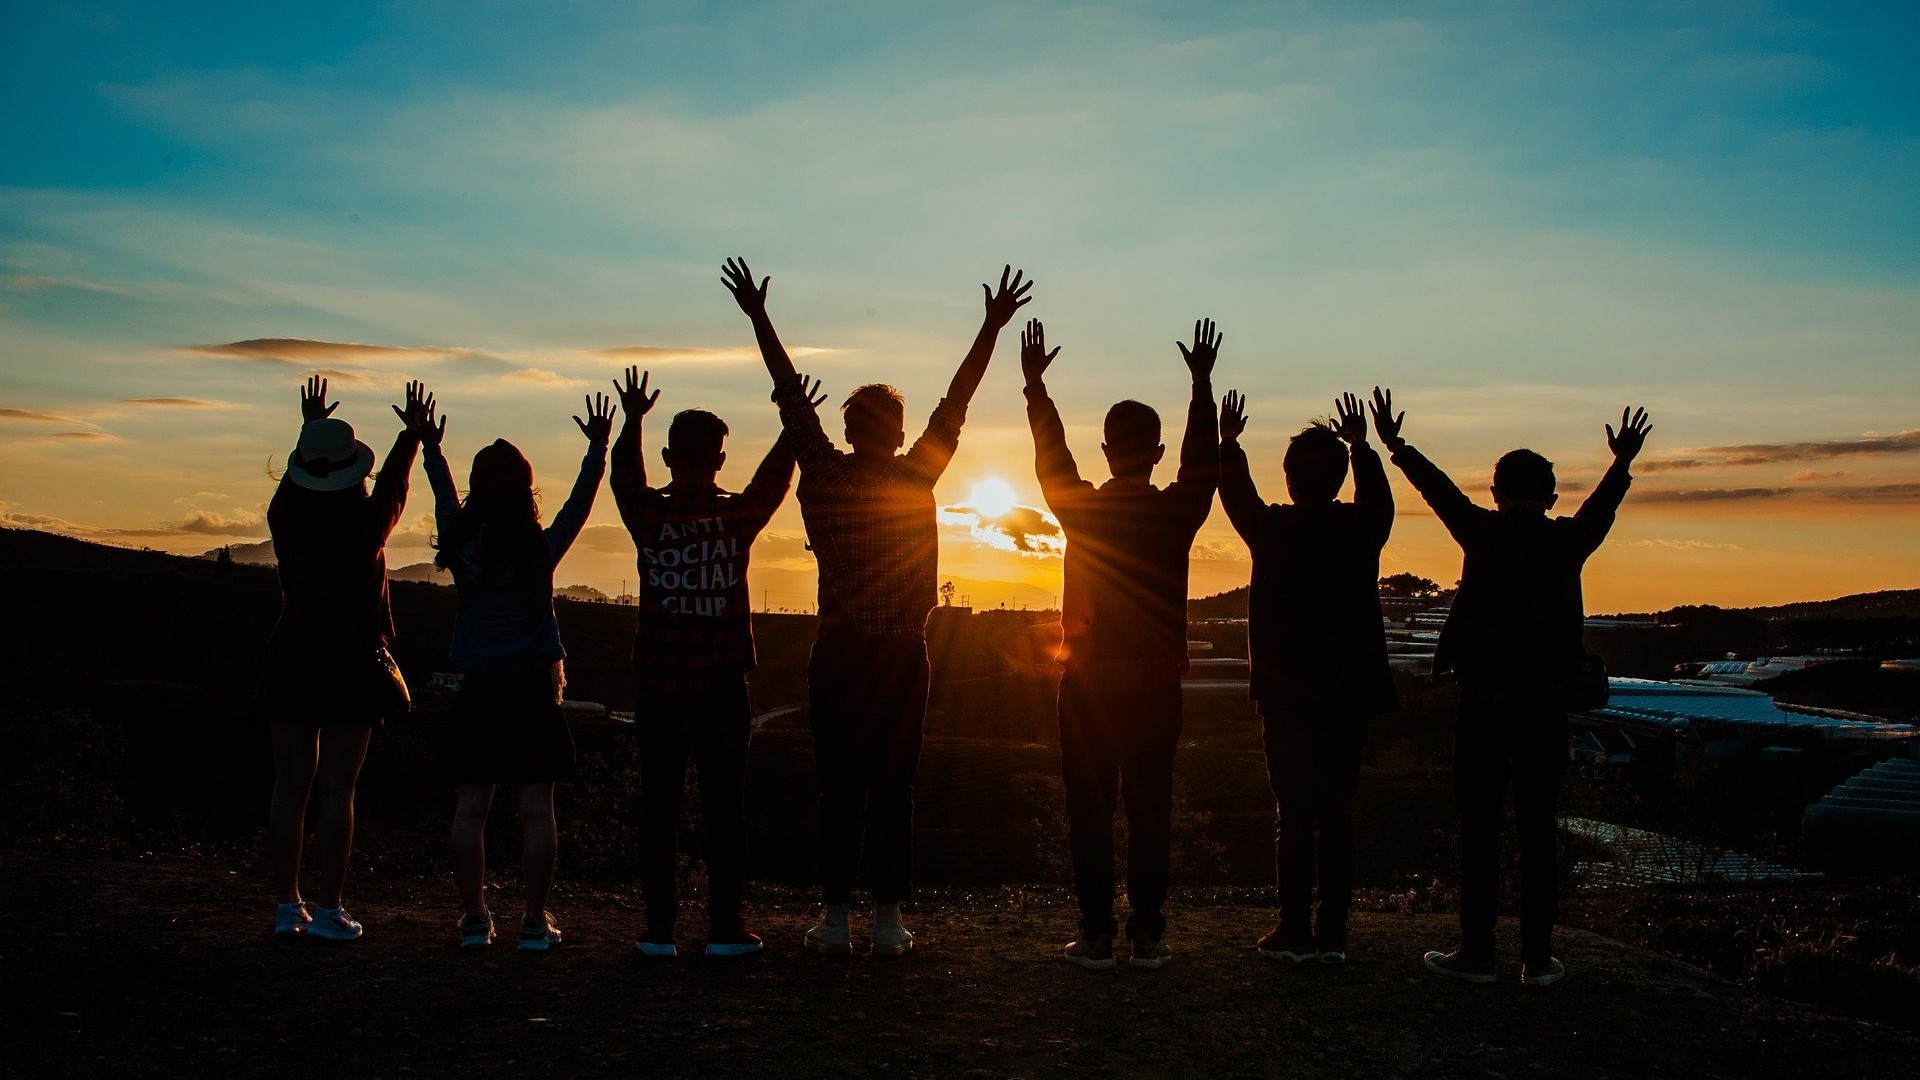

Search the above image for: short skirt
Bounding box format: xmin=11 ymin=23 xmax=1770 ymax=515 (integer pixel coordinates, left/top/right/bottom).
xmin=259 ymin=647 xmax=409 ymax=729
xmin=438 ymin=666 xmax=577 ymax=784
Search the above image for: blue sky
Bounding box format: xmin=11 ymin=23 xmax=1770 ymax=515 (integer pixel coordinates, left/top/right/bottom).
xmin=3 ymin=1 xmax=1917 ymax=609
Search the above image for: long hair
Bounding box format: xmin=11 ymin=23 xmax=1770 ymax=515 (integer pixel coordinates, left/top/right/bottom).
xmin=433 ymin=439 xmax=547 ymax=583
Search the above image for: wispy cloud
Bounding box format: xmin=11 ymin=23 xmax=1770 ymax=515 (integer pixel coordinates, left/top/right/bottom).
xmin=182 ymin=337 xmax=476 ymax=365
xmin=1637 ymin=482 xmax=1920 ymax=505
xmin=0 ymin=408 xmax=81 ymax=423
xmin=1 ymin=274 xmax=131 ymax=296
xmin=500 ymin=368 xmax=589 ymax=388
xmin=1631 ymin=538 xmax=1745 ymax=551
xmin=592 ymin=344 xmax=836 ymax=363
xmin=1642 ymin=430 xmax=1920 ymax=472
xmin=119 ymin=397 xmax=227 ymax=408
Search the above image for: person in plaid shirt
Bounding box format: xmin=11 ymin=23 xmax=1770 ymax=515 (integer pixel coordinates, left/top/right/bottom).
xmin=609 ymin=366 xmax=822 ymax=958
xmin=723 ymin=255 xmax=1033 ymax=957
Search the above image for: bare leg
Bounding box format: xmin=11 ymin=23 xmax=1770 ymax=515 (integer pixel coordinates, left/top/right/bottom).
xmin=518 ymin=783 xmax=557 ymax=922
xmin=452 ymin=783 xmax=495 ymax=918
xmin=268 ymin=720 xmax=321 ymax=905
xmin=311 ymin=726 xmax=373 ymax=908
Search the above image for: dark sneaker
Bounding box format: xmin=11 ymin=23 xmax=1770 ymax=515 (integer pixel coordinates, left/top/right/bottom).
xmin=459 ymin=912 xmax=496 ymax=950
xmin=706 ymin=929 xmax=765 ymax=957
xmin=1129 ymin=937 xmax=1172 ymax=970
xmin=306 ymin=906 xmax=363 ymax=941
xmin=519 ymin=912 xmax=562 ymax=952
xmin=634 ymin=928 xmax=677 ymax=958
xmin=1317 ymin=950 xmax=1348 ymax=966
xmin=273 ymin=901 xmax=310 ymax=939
xmin=1063 ymin=934 xmax=1118 ymax=971
xmin=1423 ymin=949 xmax=1496 ymax=984
xmin=1521 ymin=957 xmax=1565 ymax=986
xmin=1256 ymin=926 xmax=1317 ymax=964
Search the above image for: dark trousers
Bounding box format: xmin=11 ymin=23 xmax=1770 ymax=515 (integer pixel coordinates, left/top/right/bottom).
xmin=1454 ymin=682 xmax=1569 ymax=967
xmin=1260 ymin=697 xmax=1367 ymax=951
xmin=636 ymin=679 xmax=752 ymax=934
xmin=808 ymin=631 xmax=929 ymax=905
xmin=1058 ymin=668 xmax=1183 ymax=940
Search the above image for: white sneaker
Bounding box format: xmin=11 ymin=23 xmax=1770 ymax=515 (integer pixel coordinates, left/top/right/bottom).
xmin=804 ymin=915 xmax=853 ymax=956
xmin=273 ymin=901 xmax=310 ymax=938
xmin=519 ymin=912 xmax=562 ymax=952
xmin=306 ymin=906 xmax=363 ymax=941
xmin=872 ymin=920 xmax=914 ymax=957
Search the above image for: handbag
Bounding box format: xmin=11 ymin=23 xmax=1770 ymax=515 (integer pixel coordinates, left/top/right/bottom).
xmin=1562 ymin=653 xmax=1609 ymax=712
xmin=372 ymin=646 xmax=412 ymax=720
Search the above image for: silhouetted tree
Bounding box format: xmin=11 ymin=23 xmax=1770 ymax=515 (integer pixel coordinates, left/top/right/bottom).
xmin=1378 ymin=572 xmax=1442 ymax=598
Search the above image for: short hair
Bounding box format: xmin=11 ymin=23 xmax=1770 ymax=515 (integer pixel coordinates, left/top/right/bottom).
xmin=667 ymin=409 xmax=729 ymax=459
xmin=1283 ymin=422 xmax=1349 ymax=502
xmin=842 ymin=383 xmax=905 ymax=443
xmin=1103 ymin=400 xmax=1161 ymax=455
xmin=1494 ymin=448 xmax=1556 ymax=502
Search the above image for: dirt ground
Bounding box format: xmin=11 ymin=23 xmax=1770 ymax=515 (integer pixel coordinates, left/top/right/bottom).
xmin=4 ymin=849 xmax=1916 ymax=1080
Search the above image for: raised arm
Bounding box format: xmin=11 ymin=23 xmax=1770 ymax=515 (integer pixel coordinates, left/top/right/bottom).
xmin=609 ymin=366 xmax=662 ymax=530
xmin=1019 ymin=318 xmax=1092 ymax=514
xmin=417 ymin=403 xmax=459 ymax=537
xmin=1373 ymin=386 xmax=1479 ymax=540
xmin=943 ymin=264 xmax=1033 ymax=407
xmin=736 ymin=428 xmax=800 ymax=539
xmin=1216 ymin=390 xmax=1268 ymax=541
xmin=1572 ymin=406 xmax=1651 ymax=551
xmin=370 ymin=380 xmax=429 ymax=539
xmin=723 ymin=256 xmax=797 ymax=385
xmin=547 ymin=393 xmax=615 ymax=562
xmin=1335 ymin=391 xmax=1393 ymax=545
xmin=1170 ymin=319 xmax=1221 ymax=512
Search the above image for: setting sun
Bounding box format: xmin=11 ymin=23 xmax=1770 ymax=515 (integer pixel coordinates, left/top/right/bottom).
xmin=968 ymin=477 xmax=1019 ymax=520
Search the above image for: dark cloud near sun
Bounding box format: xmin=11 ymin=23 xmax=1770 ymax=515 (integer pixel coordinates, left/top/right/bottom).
xmin=945 ymin=503 xmax=1063 ymax=554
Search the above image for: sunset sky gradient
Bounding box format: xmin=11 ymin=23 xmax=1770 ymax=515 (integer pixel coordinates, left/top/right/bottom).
xmin=3 ymin=2 xmax=1916 ymax=612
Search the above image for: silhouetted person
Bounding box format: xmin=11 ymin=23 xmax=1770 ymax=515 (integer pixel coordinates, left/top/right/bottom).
xmin=1023 ymin=317 xmax=1220 ymax=970
xmin=609 ymin=366 xmax=821 ymax=959
xmin=420 ymin=391 xmax=615 ymax=952
xmin=262 ymin=375 xmax=428 ymax=941
xmin=1217 ymin=390 xmax=1397 ymax=965
xmin=724 ymin=256 xmax=1031 ymax=956
xmin=1376 ymin=390 xmax=1652 ymax=986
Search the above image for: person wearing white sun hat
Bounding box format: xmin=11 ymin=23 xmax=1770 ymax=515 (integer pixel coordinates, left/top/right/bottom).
xmin=262 ymin=375 xmax=433 ymax=943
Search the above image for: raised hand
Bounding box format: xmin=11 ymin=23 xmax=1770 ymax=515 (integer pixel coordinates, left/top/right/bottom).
xmin=1333 ymin=392 xmax=1367 ymax=447
xmin=300 ymin=375 xmax=338 ymax=423
xmin=1220 ymin=390 xmax=1249 ymax=443
xmin=1176 ymin=318 xmax=1222 ymax=381
xmin=981 ymin=265 xmax=1034 ymax=328
xmin=721 ymin=256 xmax=770 ymax=318
xmin=1606 ymin=406 xmax=1652 ymax=462
xmin=573 ymin=391 xmax=616 ymax=443
xmin=799 ymin=374 xmax=829 ymax=410
xmin=1020 ymin=318 xmax=1060 ymax=384
xmin=391 ymin=380 xmax=437 ymax=438
xmin=1370 ymin=386 xmax=1405 ymax=448
xmin=613 ymin=366 xmax=661 ymax=418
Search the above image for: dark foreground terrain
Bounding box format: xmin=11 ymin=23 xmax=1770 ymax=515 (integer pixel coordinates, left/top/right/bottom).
xmin=5 ymin=849 xmax=1915 ymax=1080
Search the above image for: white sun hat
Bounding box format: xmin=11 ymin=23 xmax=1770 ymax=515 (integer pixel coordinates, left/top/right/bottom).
xmin=288 ymin=417 xmax=375 ymax=491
